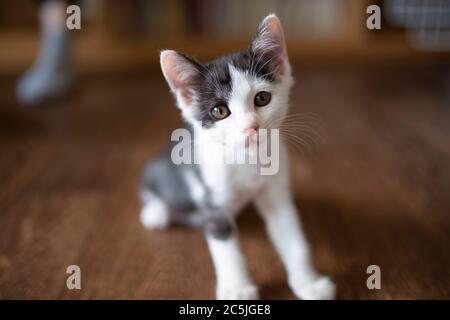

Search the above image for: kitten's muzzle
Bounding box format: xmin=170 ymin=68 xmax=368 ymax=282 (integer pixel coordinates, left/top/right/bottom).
xmin=243 ymin=123 xmax=260 ymax=137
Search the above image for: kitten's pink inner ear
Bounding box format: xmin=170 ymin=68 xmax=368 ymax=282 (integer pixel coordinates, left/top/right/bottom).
xmin=252 ymin=14 xmax=288 ymax=75
xmin=160 ymin=50 xmax=185 ymax=93
xmin=160 ymin=50 xmax=197 ymax=102
xmin=262 ymin=14 xmax=287 ymax=56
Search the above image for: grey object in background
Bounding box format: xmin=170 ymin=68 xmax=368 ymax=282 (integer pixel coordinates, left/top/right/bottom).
xmin=385 ymin=0 xmax=450 ymax=51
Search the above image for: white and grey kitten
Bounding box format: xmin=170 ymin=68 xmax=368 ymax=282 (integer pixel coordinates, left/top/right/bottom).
xmin=140 ymin=14 xmax=335 ymax=300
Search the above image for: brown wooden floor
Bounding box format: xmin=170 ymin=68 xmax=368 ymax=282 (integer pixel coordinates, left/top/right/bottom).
xmin=0 ymin=64 xmax=449 ymax=299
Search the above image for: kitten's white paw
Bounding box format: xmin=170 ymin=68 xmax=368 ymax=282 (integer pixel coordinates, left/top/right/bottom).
xmin=140 ymin=202 xmax=169 ymax=229
xmin=217 ymin=284 xmax=259 ymax=300
xmin=290 ymin=276 xmax=336 ymax=300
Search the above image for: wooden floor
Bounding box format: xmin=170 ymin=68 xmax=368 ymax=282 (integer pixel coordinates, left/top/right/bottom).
xmin=0 ymin=64 xmax=449 ymax=299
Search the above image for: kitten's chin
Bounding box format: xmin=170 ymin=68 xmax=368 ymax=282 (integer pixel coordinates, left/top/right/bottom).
xmin=242 ymin=134 xmax=269 ymax=152
xmin=245 ymin=138 xmax=269 ymax=156
xmin=244 ymin=135 xmax=257 ymax=148
xmin=212 ymin=135 xmax=268 ymax=156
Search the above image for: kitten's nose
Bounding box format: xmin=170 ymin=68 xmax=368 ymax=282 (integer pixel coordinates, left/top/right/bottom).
xmin=243 ymin=122 xmax=260 ymax=136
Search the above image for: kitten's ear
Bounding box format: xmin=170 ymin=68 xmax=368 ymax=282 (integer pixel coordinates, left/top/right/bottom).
xmin=160 ymin=50 xmax=201 ymax=104
xmin=250 ymin=14 xmax=287 ymax=75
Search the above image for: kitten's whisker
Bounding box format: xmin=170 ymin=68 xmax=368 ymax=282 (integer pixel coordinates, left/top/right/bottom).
xmin=281 ymin=119 xmax=323 ymax=128
xmin=259 ymin=68 xmax=277 ymax=80
xmin=279 ymin=120 xmax=325 ymax=135
xmin=282 ymin=133 xmax=313 ymax=156
xmin=279 ymin=134 xmax=308 ymax=157
xmin=285 ymin=119 xmax=323 ymax=128
xmin=249 ymin=50 xmax=258 ymax=76
xmin=280 ymin=127 xmax=324 ymax=146
xmin=280 ymin=128 xmax=324 ymax=143
xmin=280 ymin=123 xmax=325 ymax=146
xmin=276 ymin=114 xmax=324 ymax=125
xmin=273 ymin=111 xmax=323 ymax=121
xmin=255 ymin=55 xmax=277 ymax=76
xmin=279 ymin=122 xmax=324 ymax=134
xmin=198 ymin=64 xmax=222 ymax=93
xmin=280 ymin=131 xmax=315 ymax=153
xmin=267 ymin=113 xmax=325 ymax=130
xmin=252 ymin=52 xmax=265 ymax=77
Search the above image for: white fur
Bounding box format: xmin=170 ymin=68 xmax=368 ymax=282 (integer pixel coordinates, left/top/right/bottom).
xmin=253 ymin=150 xmax=335 ymax=299
xmin=184 ymin=170 xmax=206 ymax=203
xmin=140 ymin=192 xmax=170 ymax=229
xmin=206 ymin=235 xmax=259 ymax=300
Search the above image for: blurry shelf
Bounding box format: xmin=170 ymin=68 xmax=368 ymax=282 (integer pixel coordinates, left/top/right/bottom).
xmin=0 ymin=31 xmax=449 ymax=75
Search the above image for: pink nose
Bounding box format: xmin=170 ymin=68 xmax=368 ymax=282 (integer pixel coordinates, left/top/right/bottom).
xmin=243 ymin=123 xmax=260 ymax=136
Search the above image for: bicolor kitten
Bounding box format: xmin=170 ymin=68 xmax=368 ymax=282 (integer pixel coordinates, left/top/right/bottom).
xmin=140 ymin=14 xmax=335 ymax=300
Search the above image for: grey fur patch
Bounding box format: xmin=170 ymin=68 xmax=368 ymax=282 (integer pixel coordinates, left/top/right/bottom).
xmin=140 ymin=128 xmax=234 ymax=240
xmin=203 ymin=214 xmax=234 ymax=240
xmin=140 ymin=143 xmax=197 ymax=214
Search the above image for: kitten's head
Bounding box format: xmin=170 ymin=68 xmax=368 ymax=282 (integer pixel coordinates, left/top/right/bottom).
xmin=160 ymin=14 xmax=293 ymax=149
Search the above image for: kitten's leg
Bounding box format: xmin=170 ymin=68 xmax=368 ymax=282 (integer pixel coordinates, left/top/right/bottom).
xmin=204 ymin=216 xmax=258 ymax=300
xmin=254 ymin=183 xmax=335 ymax=300
xmin=139 ymin=191 xmax=170 ymax=229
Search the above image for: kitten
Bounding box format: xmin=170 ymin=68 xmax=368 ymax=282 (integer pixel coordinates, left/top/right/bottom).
xmin=139 ymin=14 xmax=335 ymax=300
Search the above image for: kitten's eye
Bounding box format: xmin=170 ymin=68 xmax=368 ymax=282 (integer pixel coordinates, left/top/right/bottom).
xmin=254 ymin=91 xmax=271 ymax=107
xmin=210 ymin=104 xmax=231 ymax=120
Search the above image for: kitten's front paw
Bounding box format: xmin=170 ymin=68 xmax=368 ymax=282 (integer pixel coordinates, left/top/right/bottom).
xmin=290 ymin=276 xmax=336 ymax=300
xmin=140 ymin=203 xmax=169 ymax=229
xmin=217 ymin=284 xmax=259 ymax=300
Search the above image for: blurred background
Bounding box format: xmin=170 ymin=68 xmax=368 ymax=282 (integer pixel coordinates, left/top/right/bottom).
xmin=1 ymin=0 xmax=450 ymax=72
xmin=0 ymin=0 xmax=449 ymax=299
